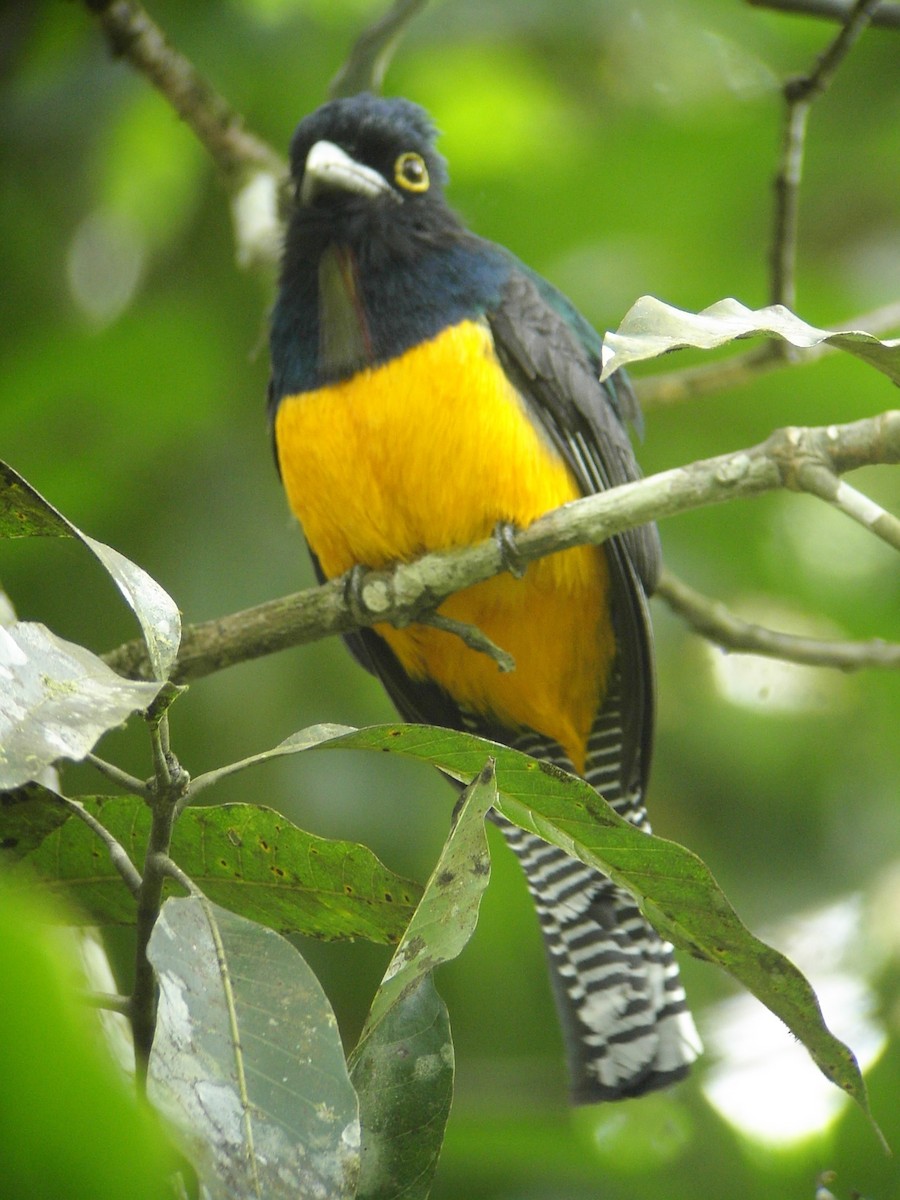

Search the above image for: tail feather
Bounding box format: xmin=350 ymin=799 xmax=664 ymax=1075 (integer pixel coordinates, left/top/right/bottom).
xmin=498 ymin=669 xmax=701 ymax=1102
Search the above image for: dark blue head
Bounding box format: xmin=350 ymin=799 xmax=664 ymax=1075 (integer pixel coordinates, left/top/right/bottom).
xmin=289 ymin=93 xmax=449 ymax=197
xmin=285 ymin=93 xmax=456 ymax=260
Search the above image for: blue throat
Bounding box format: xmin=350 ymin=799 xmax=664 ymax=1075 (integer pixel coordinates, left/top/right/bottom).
xmin=270 ymin=230 xmax=511 ymax=401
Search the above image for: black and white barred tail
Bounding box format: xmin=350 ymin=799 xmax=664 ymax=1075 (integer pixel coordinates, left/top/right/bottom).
xmin=499 ymin=671 xmax=701 ymax=1102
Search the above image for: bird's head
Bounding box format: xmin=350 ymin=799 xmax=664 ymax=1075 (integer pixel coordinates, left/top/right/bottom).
xmin=274 ymin=93 xmax=505 ymax=389
xmin=286 ymin=93 xmax=457 ymax=255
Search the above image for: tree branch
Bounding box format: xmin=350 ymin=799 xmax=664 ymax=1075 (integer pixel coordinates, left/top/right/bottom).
xmin=86 ymin=0 xmax=283 ymax=182
xmin=101 ymin=412 xmax=900 ymax=685
xmin=769 ymin=0 xmax=883 ymax=308
xmin=655 ymin=569 xmax=900 ymax=669
xmin=79 ymin=4 xmax=899 ymax=683
xmin=748 ymin=0 xmax=900 ymax=28
xmin=83 ymin=0 xmax=431 ymax=267
xmin=84 ymin=0 xmax=287 ymax=267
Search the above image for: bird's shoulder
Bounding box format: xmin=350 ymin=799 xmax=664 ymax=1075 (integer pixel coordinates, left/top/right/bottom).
xmin=473 ymin=240 xmax=660 ymax=592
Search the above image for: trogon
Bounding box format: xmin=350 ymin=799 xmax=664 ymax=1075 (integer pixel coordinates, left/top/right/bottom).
xmin=268 ymin=92 xmax=701 ymax=1102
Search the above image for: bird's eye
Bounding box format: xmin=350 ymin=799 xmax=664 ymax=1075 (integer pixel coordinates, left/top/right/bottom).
xmin=394 ymin=152 xmax=429 ymax=193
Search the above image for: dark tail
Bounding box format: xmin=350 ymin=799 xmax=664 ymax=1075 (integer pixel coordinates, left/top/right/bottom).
xmin=501 ymin=675 xmax=701 ymax=1102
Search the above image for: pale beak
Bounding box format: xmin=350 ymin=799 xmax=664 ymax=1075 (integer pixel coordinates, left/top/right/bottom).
xmin=300 ymin=140 xmax=395 ymax=206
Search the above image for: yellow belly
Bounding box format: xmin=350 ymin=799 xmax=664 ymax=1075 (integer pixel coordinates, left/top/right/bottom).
xmin=274 ymin=319 xmax=613 ymax=771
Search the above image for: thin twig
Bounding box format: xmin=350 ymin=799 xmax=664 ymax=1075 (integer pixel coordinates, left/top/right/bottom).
xmin=131 ymin=715 xmax=191 ymax=1087
xmin=101 ymin=412 xmax=900 ymax=686
xmin=636 ymin=301 xmax=900 ymax=408
xmin=792 ymin=0 xmax=886 ymax=97
xmin=329 ymin=0 xmax=428 ymax=98
xmin=829 ymin=479 xmax=900 ymax=549
xmin=656 ymin=569 xmax=900 ymax=669
xmin=771 ymin=99 xmax=811 ymax=310
xmin=85 ymin=753 xmax=150 ymax=798
xmin=769 ymin=0 xmax=883 ymax=307
xmin=48 ymin=792 xmax=142 ymax=897
xmin=793 ymin=461 xmax=900 ymax=549
xmin=748 ymin=0 xmax=900 ymax=28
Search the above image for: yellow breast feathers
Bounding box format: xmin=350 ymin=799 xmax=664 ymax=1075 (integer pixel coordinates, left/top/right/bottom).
xmin=275 ymin=318 xmax=614 ymax=771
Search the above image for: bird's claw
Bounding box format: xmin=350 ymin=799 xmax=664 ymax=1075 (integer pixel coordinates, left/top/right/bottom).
xmin=493 ymin=520 xmax=526 ymax=579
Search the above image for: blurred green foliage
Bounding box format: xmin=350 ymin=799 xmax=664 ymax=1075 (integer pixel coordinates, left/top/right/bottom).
xmin=1 ymin=1 xmax=898 ymax=1197
xmin=0 ymin=874 xmax=179 ymax=1199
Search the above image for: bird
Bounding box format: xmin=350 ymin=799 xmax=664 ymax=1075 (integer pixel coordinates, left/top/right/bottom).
xmin=268 ymin=92 xmax=701 ymax=1103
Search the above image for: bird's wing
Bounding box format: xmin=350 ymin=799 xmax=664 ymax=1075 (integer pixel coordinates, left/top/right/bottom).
xmin=484 ymin=259 xmax=660 ymax=793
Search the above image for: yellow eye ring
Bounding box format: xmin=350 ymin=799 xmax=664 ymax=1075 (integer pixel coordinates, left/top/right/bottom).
xmin=394 ymin=152 xmax=430 ymax=193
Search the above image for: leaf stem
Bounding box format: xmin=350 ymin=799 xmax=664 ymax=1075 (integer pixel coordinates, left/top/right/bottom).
xmin=48 ymin=792 xmax=142 ymax=897
xmin=154 ymin=853 xmax=203 ymax=897
xmin=200 ymin=894 xmax=261 ymax=1193
xmin=83 ymin=990 xmax=133 ymax=1016
xmin=181 ymin=750 xmax=279 ymax=807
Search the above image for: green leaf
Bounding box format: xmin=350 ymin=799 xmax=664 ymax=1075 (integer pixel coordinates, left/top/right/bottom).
xmin=350 ymin=976 xmax=453 ymax=1200
xmin=0 ymin=461 xmax=180 ymax=679
xmin=12 ymin=789 xmax=143 ymax=922
xmin=300 ymin=723 xmax=883 ymax=1141
xmin=600 ymin=295 xmax=900 ymax=384
xmin=0 ymin=783 xmax=70 ymax=861
xmin=0 ymin=875 xmax=179 ymax=1200
xmin=349 ymin=760 xmax=495 ymax=1200
xmin=20 ymin=793 xmax=422 ymax=942
xmin=0 ymin=461 xmax=79 ymax=538
xmin=0 ymin=622 xmax=162 ymax=789
xmin=148 ymin=896 xmax=360 ymax=1200
xmin=359 ymin=759 xmax=494 ymax=1039
xmin=187 ymin=722 xmax=357 ymax=796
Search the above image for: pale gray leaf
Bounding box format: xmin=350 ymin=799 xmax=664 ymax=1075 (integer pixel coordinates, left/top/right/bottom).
xmin=81 ymin=534 xmax=180 ymax=680
xmin=148 ymin=897 xmax=360 ymax=1200
xmin=0 ymin=462 xmax=180 ymax=680
xmin=600 ymin=296 xmax=900 ymax=383
xmin=0 ymin=622 xmax=161 ymax=789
